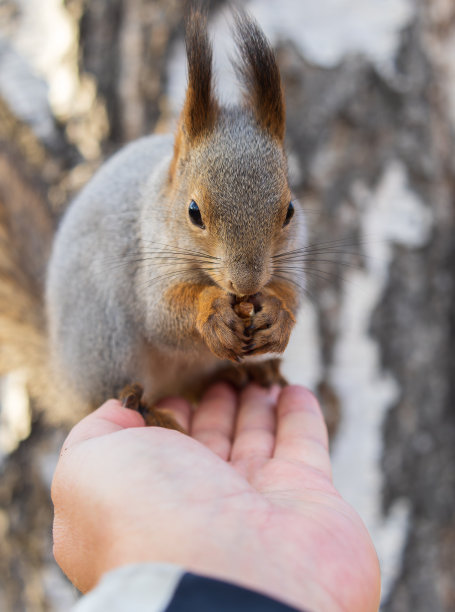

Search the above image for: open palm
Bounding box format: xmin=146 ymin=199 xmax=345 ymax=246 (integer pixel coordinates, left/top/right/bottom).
xmin=52 ymin=384 xmax=380 ymax=612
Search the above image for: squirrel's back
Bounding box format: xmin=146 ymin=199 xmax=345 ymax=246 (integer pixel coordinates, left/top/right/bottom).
xmin=46 ymin=134 xmax=175 ymax=412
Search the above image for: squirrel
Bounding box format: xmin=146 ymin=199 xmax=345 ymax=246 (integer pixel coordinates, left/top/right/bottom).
xmin=42 ymin=7 xmax=307 ymax=429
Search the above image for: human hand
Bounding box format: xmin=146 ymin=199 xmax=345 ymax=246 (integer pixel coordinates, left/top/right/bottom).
xmin=52 ymin=384 xmax=380 ymax=612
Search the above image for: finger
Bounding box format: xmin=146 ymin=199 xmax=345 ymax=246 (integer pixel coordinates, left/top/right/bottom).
xmin=274 ymin=386 xmax=331 ymax=478
xmin=230 ymin=384 xmax=278 ymax=463
xmin=62 ymin=400 xmax=145 ymax=452
xmin=191 ymin=383 xmax=238 ymax=460
xmin=155 ymin=396 xmax=192 ymax=432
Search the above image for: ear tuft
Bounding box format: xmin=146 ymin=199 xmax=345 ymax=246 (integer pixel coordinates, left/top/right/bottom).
xmin=182 ymin=7 xmax=218 ymax=141
xmin=233 ymin=10 xmax=285 ymax=142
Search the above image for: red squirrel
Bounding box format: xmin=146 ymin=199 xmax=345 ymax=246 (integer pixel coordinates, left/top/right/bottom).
xmin=45 ymin=8 xmax=306 ymax=429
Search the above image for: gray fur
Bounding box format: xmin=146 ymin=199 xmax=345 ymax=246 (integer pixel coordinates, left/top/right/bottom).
xmin=46 ymin=114 xmax=306 ymax=412
xmin=46 ymin=15 xmax=307 ymax=413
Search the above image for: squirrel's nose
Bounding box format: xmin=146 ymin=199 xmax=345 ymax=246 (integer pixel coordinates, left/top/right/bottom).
xmin=230 ymin=280 xmax=263 ymax=297
xmin=225 ymin=253 xmax=270 ymax=296
xmin=229 ymin=267 xmax=270 ymax=296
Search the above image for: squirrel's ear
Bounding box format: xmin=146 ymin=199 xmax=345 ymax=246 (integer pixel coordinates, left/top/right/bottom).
xmin=233 ymin=10 xmax=285 ymax=143
xmin=181 ymin=8 xmax=218 ymax=142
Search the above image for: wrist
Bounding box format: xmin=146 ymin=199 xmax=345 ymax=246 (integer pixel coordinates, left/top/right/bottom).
xmin=98 ymin=502 xmax=332 ymax=612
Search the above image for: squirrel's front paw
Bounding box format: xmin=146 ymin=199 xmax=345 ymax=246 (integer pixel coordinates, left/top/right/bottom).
xmin=197 ymin=287 xmax=250 ymax=362
xmin=245 ymin=292 xmax=295 ymax=356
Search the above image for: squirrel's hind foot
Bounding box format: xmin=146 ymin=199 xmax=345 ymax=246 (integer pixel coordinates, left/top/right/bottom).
xmin=215 ymin=358 xmax=288 ymax=390
xmin=119 ymin=383 xmax=186 ymax=433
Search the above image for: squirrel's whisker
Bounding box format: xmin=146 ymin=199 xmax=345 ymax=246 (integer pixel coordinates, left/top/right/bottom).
xmin=273 ymin=264 xmax=350 ymax=285
xmin=273 ymin=251 xmax=365 ymax=263
xmin=272 ymin=236 xmax=372 ymax=260
xmin=270 ymin=273 xmax=317 ymax=307
xmin=102 ymin=253 xmax=223 ymax=272
xmin=138 ymin=270 xmax=197 ymax=292
xmin=272 ymin=258 xmax=361 ymax=270
xmin=273 ymin=247 xmax=363 ymax=260
xmin=139 ymin=241 xmax=220 ymax=260
xmin=137 ymin=263 xmax=227 ymax=292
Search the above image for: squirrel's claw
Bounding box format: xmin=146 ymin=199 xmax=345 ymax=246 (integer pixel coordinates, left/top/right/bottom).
xmin=119 ymin=383 xmax=186 ymax=433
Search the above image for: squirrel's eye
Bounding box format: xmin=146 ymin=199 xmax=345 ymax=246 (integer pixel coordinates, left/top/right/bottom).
xmin=283 ymin=201 xmax=294 ymax=227
xmin=188 ymin=200 xmax=205 ymax=229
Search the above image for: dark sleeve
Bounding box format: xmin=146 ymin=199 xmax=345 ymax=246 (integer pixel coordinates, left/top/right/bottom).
xmin=164 ymin=572 xmax=304 ymax=612
xmin=72 ymin=563 xmax=308 ymax=612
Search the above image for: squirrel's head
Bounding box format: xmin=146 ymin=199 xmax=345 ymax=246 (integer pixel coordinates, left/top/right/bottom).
xmin=168 ymin=8 xmax=300 ymax=297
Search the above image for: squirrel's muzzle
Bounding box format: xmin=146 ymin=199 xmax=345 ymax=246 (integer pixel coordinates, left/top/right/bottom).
xmin=225 ymin=256 xmax=270 ymax=297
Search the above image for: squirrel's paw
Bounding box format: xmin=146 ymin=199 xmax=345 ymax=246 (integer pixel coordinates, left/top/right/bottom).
xmin=197 ymin=287 xmax=250 ymax=362
xmin=119 ymin=383 xmax=186 ymax=433
xmin=244 ymin=293 xmax=295 ymax=356
xmin=214 ymin=358 xmax=288 ymax=388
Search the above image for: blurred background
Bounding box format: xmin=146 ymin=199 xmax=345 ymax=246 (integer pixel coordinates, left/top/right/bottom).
xmin=0 ymin=0 xmax=454 ymax=610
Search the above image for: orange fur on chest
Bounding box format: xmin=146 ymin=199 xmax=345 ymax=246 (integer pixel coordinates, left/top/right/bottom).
xmin=164 ymin=282 xmax=206 ymax=316
xmin=264 ymin=280 xmax=298 ymax=318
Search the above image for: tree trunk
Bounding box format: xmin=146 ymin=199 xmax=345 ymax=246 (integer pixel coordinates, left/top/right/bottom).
xmin=0 ymin=1 xmax=454 ymax=610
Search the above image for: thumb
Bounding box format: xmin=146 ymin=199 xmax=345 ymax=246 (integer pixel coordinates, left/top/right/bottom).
xmin=60 ymin=399 xmax=146 ymax=453
xmin=51 ymin=401 xmax=145 ymax=592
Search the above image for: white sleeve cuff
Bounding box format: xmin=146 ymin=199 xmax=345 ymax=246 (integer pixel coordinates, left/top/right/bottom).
xmin=72 ymin=563 xmax=185 ymax=612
